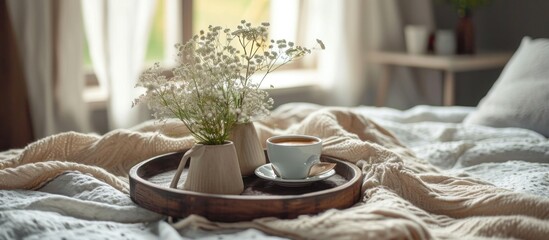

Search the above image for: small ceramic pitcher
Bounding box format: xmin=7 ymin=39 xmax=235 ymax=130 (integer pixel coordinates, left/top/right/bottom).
xmin=170 ymin=142 xmax=244 ymax=195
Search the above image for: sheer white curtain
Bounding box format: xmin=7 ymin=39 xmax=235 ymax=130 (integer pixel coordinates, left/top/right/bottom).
xmin=298 ymin=0 xmax=367 ymax=106
xmin=297 ymin=0 xmax=435 ymax=108
xmin=82 ymin=0 xmax=156 ymax=130
xmin=7 ymin=0 xmax=91 ymax=139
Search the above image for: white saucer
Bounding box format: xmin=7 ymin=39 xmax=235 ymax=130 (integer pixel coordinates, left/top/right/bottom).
xmin=254 ymin=163 xmax=336 ymax=187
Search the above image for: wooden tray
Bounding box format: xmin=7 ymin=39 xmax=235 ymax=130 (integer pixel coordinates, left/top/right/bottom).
xmin=129 ymin=150 xmax=362 ymax=222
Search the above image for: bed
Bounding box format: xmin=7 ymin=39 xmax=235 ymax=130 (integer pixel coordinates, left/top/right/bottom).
xmin=1 ymin=37 xmax=549 ymax=239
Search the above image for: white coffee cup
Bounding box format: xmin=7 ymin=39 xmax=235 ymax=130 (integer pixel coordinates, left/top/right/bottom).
xmin=266 ymin=135 xmax=322 ymax=179
xmin=405 ymin=25 xmax=429 ymax=55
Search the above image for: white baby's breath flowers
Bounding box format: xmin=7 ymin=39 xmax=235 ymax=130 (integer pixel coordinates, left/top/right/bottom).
xmin=134 ymin=20 xmax=324 ymax=145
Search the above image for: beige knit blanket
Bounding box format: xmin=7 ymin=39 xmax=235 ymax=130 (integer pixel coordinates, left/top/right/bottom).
xmin=1 ymin=106 xmax=548 ymax=239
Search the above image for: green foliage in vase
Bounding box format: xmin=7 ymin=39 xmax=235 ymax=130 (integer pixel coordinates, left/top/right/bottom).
xmin=133 ymin=20 xmax=324 ymax=145
xmin=443 ymin=0 xmax=491 ymax=16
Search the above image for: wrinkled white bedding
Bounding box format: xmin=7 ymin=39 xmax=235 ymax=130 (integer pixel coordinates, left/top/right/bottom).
xmin=353 ymin=105 xmax=549 ymax=197
xmin=1 ymin=104 xmax=548 ymax=239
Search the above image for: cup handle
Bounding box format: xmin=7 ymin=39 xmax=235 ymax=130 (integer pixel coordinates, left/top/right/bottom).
xmin=170 ymin=145 xmax=205 ymax=189
xmin=305 ymin=154 xmax=321 ymax=176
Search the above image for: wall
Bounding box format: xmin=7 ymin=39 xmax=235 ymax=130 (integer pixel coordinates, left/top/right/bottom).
xmin=433 ymin=0 xmax=549 ymax=106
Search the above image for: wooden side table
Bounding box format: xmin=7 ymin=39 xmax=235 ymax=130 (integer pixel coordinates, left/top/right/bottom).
xmin=368 ymin=51 xmax=512 ymax=106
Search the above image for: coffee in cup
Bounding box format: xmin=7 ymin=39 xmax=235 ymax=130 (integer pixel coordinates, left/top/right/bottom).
xmin=266 ymin=135 xmax=322 ymax=179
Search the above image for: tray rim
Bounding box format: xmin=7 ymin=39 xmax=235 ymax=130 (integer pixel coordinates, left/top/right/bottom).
xmin=129 ymin=151 xmax=362 ymax=200
xmin=129 ymin=152 xmax=362 ymax=201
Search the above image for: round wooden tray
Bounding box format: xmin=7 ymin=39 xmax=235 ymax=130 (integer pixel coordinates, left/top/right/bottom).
xmin=129 ymin=150 xmax=362 ymax=222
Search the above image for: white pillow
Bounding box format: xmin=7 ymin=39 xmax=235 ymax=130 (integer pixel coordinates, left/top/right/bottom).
xmin=464 ymin=37 xmax=549 ymax=137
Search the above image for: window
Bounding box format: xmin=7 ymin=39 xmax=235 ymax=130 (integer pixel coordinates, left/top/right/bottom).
xmin=191 ymin=0 xmax=313 ymax=89
xmin=83 ymin=0 xmax=315 ymax=108
xmin=153 ymin=0 xmax=273 ymax=67
xmin=194 ymin=0 xmax=270 ymax=34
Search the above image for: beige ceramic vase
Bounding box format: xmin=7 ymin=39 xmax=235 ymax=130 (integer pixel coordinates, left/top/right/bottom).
xmin=170 ymin=142 xmax=244 ymax=195
xmin=229 ymin=122 xmax=266 ymax=176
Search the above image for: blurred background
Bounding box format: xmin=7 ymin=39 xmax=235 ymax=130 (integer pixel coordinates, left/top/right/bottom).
xmin=1 ymin=0 xmax=548 ymax=150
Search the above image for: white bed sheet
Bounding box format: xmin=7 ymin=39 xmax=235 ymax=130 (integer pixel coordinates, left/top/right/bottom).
xmin=354 ymin=105 xmax=549 ymax=197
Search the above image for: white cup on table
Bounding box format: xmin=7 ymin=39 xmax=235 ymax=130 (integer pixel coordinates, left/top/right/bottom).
xmin=405 ymin=25 xmax=429 ymax=55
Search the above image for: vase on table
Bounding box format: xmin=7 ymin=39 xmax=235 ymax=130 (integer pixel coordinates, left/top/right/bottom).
xmin=170 ymin=141 xmax=244 ymax=195
xmin=456 ymin=8 xmax=475 ymax=55
xmin=229 ymin=122 xmax=265 ymax=176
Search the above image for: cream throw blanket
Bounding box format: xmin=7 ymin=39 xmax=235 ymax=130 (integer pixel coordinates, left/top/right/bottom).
xmin=1 ymin=106 xmax=548 ymax=239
